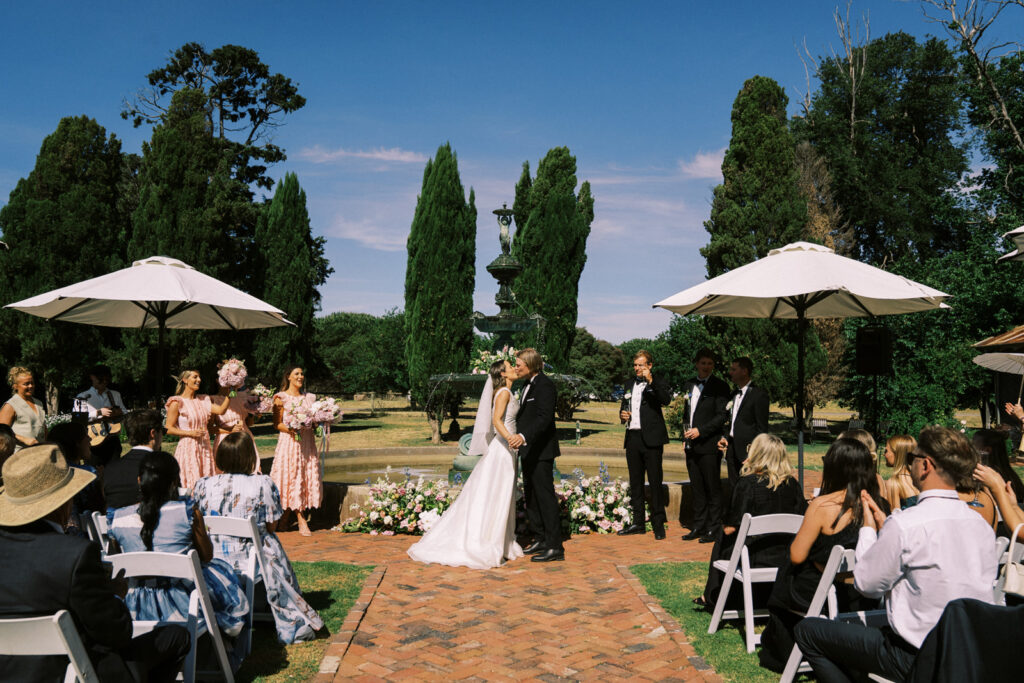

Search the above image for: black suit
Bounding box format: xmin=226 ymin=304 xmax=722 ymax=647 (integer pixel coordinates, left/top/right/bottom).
xmin=0 ymin=521 xmax=189 ymax=681
xmin=621 ymin=374 xmax=672 ymax=530
xmin=103 ymin=446 xmax=151 ymax=510
xmin=683 ymin=374 xmax=730 ymax=533
xmin=516 ymin=372 xmax=562 ymax=550
xmin=724 ymin=384 xmax=770 ymax=484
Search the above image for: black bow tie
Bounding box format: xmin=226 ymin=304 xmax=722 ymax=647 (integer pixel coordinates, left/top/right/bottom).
xmin=695 ymin=379 xmax=706 ymax=388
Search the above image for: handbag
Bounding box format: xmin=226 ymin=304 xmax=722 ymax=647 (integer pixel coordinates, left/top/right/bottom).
xmin=1000 ymin=522 xmax=1024 ymax=598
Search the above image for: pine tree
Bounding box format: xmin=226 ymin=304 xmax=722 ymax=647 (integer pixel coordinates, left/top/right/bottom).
xmin=702 ymin=76 xmax=807 ymax=278
xmin=0 ymin=116 xmax=128 ymax=408
xmin=252 ymin=173 xmax=331 ymax=380
xmin=404 ymin=144 xmax=476 ymax=440
xmin=511 ymin=147 xmax=593 ymax=371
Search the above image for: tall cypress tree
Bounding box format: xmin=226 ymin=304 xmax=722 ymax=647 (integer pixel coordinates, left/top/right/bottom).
xmin=702 ymin=76 xmax=807 ymax=277
xmin=511 ymin=147 xmax=593 ymax=371
xmin=0 ymin=116 xmax=128 ymax=408
xmin=404 ymin=144 xmax=476 ymax=439
xmin=252 ymin=173 xmax=331 ymax=380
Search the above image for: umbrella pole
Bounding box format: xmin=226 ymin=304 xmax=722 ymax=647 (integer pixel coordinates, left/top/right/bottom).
xmin=1018 ymin=373 xmax=1023 ymax=404
xmin=797 ymin=309 xmax=806 ymax=490
xmin=158 ymin=318 xmax=167 ymax=403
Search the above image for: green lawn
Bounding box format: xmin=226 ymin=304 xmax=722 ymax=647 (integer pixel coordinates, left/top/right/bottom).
xmin=631 ymin=562 xmax=809 ymax=683
xmin=235 ymin=561 xmax=372 ymax=683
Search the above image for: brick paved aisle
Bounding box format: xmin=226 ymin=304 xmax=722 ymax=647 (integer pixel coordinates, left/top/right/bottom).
xmin=283 ymin=529 xmax=718 ymax=682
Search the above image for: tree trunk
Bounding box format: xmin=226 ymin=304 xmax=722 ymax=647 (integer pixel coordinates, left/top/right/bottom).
xmin=46 ymin=380 xmax=59 ymax=417
xmin=428 ymin=413 xmax=441 ymax=444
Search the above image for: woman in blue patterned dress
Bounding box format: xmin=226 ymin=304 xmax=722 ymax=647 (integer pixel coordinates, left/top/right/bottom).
xmin=108 ymin=451 xmax=249 ymax=638
xmin=194 ymin=433 xmax=324 ymax=643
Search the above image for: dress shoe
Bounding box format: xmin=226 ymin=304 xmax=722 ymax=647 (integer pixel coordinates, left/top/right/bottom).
xmin=699 ymin=530 xmax=718 ymax=543
xmin=616 ymin=524 xmax=646 ymax=536
xmin=681 ymin=528 xmax=704 ymax=541
xmin=523 ymin=540 xmax=547 ymax=555
xmin=531 ymin=548 xmax=565 ymax=562
xmin=653 ymin=528 xmax=666 ymax=540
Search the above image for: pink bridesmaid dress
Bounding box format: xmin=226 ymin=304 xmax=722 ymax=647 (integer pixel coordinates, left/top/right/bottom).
xmin=213 ymin=394 xmax=260 ymax=473
xmin=166 ymin=395 xmax=214 ymax=489
xmin=269 ymin=392 xmax=322 ymax=511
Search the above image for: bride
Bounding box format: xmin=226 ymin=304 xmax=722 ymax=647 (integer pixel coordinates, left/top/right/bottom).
xmin=407 ymin=359 xmax=524 ymax=569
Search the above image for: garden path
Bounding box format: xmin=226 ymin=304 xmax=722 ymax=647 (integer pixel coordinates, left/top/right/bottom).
xmin=281 ymin=473 xmax=822 ymax=681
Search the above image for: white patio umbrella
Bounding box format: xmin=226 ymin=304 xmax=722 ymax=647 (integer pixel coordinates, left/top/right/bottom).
xmin=5 ymin=256 xmax=293 ymax=393
xmin=654 ymin=241 xmax=950 ymax=485
xmin=973 ymin=352 xmax=1024 ymax=402
xmin=996 ymin=225 xmax=1024 ymax=262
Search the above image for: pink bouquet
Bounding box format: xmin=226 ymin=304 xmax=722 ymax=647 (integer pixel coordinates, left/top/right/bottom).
xmin=311 ymin=397 xmax=343 ymax=425
xmin=282 ymin=396 xmax=313 ymax=441
xmin=217 ymin=358 xmax=248 ymax=397
xmin=248 ymin=383 xmax=275 ymax=413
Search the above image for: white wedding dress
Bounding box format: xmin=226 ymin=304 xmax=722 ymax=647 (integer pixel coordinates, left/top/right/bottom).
xmin=407 ymin=386 xmax=524 ymax=569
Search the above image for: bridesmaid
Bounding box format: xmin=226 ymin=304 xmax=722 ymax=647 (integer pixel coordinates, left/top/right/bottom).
xmin=165 ymin=369 xmax=229 ymax=489
xmin=269 ymin=366 xmax=322 ymax=537
xmin=212 ymin=382 xmax=259 ymax=473
xmin=0 ymin=366 xmax=46 ymax=449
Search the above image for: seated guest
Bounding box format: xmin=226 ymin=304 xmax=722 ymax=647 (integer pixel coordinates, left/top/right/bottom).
xmin=696 ymin=433 xmax=807 ymax=608
xmin=881 ymin=434 xmax=919 ymax=509
xmin=48 ymin=421 xmax=106 ymax=523
xmin=794 ymin=426 xmax=999 ymax=682
xmin=973 ymin=429 xmax=1024 ymax=502
xmin=758 ymin=438 xmax=889 ymax=672
xmin=839 ymin=428 xmax=892 ymax=504
xmin=974 ymin=463 xmax=1024 ymax=535
xmin=0 ymin=424 xmax=16 ymax=486
xmin=0 ymin=444 xmax=189 ymax=681
xmin=108 ymin=451 xmax=249 ymax=639
xmin=194 ymin=433 xmax=324 ymax=643
xmin=104 ymin=409 xmax=162 ymax=511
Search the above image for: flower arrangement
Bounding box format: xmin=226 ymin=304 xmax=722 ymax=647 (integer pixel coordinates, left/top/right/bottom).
xmin=282 ymin=395 xmax=313 ymax=441
xmin=342 ymin=467 xmax=459 ymax=535
xmin=470 ymin=345 xmax=520 ymax=374
xmin=555 ymin=464 xmax=636 ymax=534
xmin=217 ymin=358 xmax=247 ymax=397
xmin=312 ymin=397 xmax=343 ymax=425
xmin=248 ymin=383 xmax=274 ymax=414
xmin=45 ymin=413 xmax=72 ymax=430
xmin=664 ymin=394 xmax=691 ymax=438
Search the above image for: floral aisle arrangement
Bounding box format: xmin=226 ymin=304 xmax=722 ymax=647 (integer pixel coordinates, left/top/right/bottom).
xmin=555 ymin=465 xmax=636 ymax=534
xmin=217 ymin=358 xmax=247 ymax=397
xmin=342 ymin=467 xmax=459 ymax=535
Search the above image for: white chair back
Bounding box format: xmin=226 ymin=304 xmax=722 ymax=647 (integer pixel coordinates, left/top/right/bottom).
xmin=203 ymin=514 xmax=269 ymax=658
xmin=0 ymin=610 xmax=99 ymax=682
xmin=107 ymin=550 xmax=233 ymax=683
xmin=88 ymin=511 xmax=110 ymax=555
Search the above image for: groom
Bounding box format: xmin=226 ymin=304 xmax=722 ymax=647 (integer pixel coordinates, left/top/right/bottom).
xmin=508 ymin=348 xmax=564 ymax=562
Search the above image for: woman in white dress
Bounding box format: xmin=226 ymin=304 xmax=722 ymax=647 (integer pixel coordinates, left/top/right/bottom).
xmin=407 ymin=360 xmax=524 ymax=569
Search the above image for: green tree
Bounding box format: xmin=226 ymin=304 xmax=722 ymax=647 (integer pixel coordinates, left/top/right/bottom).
xmin=404 ymin=144 xmax=477 ymax=442
xmin=252 ymin=173 xmax=331 ymax=380
xmin=511 ymin=147 xmax=594 ymax=370
xmin=316 ymin=309 xmax=407 ymax=394
xmin=798 ymin=32 xmax=968 ymax=263
xmin=567 ymin=327 xmax=625 ymax=399
xmin=122 ymin=42 xmax=305 ymax=191
xmin=0 ymin=116 xmax=129 ymax=408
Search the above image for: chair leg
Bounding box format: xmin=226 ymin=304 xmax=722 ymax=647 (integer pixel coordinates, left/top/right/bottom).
xmin=707 ymin=570 xmax=733 ymax=634
xmin=742 ymin=576 xmax=756 ymax=653
xmin=183 ymin=618 xmax=199 ymax=683
xmin=779 ymin=644 xmax=804 ymax=683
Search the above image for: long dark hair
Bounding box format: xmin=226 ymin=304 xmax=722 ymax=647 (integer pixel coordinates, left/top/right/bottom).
xmin=137 ymin=451 xmax=181 ymax=551
xmin=973 ymin=429 xmax=1024 ymax=500
xmin=821 ymin=437 xmax=885 ymax=528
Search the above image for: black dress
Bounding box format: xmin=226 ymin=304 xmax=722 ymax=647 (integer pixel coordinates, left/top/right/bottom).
xmin=702 ymin=475 xmax=808 ymax=605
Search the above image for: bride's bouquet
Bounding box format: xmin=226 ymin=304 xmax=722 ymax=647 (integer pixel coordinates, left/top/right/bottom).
xmin=217 ymin=358 xmax=248 ymax=397
xmin=282 ymin=396 xmax=313 ymax=441
xmin=247 ymin=383 xmax=275 ymax=414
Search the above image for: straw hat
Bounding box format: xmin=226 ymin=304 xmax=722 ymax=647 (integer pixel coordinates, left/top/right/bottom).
xmin=0 ymin=444 xmax=94 ymax=526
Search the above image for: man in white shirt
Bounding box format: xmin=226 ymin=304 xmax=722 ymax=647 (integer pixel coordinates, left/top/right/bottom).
xmin=76 ymin=364 xmax=127 ymax=425
xmin=794 ymin=426 xmax=998 ymax=682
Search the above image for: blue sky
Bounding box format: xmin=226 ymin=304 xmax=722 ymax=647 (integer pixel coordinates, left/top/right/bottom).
xmin=2 ymin=1 xmax=1015 ymax=343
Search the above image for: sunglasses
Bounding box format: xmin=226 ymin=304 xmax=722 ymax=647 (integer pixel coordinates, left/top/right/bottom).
xmin=907 ymin=450 xmax=932 ymax=466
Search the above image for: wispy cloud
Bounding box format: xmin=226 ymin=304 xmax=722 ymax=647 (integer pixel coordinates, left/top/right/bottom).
xmin=326 ymin=215 xmax=408 ymax=252
xmin=298 ymin=145 xmax=428 ymax=164
xmin=677 ymin=148 xmax=726 ymax=180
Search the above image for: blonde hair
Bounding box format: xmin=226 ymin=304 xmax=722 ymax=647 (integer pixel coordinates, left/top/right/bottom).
xmin=886 ymin=434 xmax=916 ymax=473
xmin=516 ymin=348 xmax=543 ymax=374
xmin=739 ymin=433 xmax=795 ymax=490
xmin=173 ymin=369 xmax=199 ymax=396
xmin=839 ymin=428 xmax=876 ymax=455
xmin=7 ymin=366 xmax=31 ymax=388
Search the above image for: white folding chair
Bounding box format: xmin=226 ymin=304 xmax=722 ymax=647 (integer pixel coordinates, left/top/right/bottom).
xmin=0 ymin=609 xmax=99 ymax=682
xmin=89 ymin=511 xmax=110 ymax=555
xmin=779 ymin=544 xmax=856 ymax=683
xmin=108 ymin=550 xmax=234 ymax=683
xmin=707 ymin=512 xmax=804 ymax=652
xmin=996 ymin=523 xmax=1024 ymax=602
xmin=203 ymin=515 xmax=271 ymax=658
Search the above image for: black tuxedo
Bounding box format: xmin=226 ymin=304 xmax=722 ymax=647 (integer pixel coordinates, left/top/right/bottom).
xmin=724 ymin=384 xmax=770 ymax=484
xmin=0 ymin=522 xmax=189 ymax=681
xmin=103 ymin=446 xmax=151 ymax=510
xmin=683 ymin=374 xmax=730 ymax=533
xmin=621 ymin=374 xmax=672 ymax=530
xmin=516 ymin=372 xmax=562 ymax=550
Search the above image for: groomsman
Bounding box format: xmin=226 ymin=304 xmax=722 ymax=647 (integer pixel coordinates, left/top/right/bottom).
xmin=617 ymin=350 xmax=672 ymax=540
xmin=718 ymin=357 xmax=770 ymax=485
xmin=682 ymin=348 xmax=730 ymax=543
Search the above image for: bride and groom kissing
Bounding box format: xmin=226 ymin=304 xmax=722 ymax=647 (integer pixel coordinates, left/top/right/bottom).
xmin=407 ymin=348 xmax=565 ymax=568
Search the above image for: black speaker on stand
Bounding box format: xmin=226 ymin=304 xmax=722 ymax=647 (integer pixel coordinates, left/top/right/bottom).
xmin=856 ymin=326 xmax=893 ymax=438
